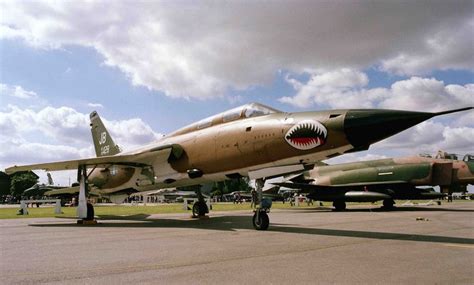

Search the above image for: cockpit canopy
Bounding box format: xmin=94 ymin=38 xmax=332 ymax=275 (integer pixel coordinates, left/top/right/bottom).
xmin=170 ymin=103 xmax=281 ymax=136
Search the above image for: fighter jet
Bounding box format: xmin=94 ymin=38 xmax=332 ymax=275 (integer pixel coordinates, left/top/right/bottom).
xmin=5 ymin=103 xmax=472 ymax=229
xmin=22 ymin=173 xmax=68 ymax=197
xmin=274 ymin=152 xmax=474 ymax=211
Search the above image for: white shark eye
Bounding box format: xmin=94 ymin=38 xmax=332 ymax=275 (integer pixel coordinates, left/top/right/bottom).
xmin=285 ymin=120 xmax=328 ymax=150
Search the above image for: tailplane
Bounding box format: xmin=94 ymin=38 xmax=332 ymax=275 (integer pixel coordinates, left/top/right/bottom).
xmin=90 ymin=111 xmax=121 ymax=157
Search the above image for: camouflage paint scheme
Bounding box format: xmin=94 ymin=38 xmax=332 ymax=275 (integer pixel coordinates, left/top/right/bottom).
xmin=276 ymin=155 xmax=474 ymax=209
xmin=5 ymin=103 xmax=473 ymax=203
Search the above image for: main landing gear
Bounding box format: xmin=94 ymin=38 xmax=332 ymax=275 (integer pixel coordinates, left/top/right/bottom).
xmin=382 ymin=199 xmax=395 ymax=210
xmin=252 ymin=178 xmax=271 ymax=230
xmin=77 ymin=165 xmax=96 ymax=225
xmin=192 ymin=201 xmax=209 ymax=217
xmin=192 ymin=186 xmax=209 ymax=218
xmin=333 ymin=200 xmax=346 ymax=211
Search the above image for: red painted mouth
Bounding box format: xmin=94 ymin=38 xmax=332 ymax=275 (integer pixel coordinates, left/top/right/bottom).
xmin=289 ymin=137 xmax=325 ymax=146
xmin=285 ymin=120 xmax=328 ymax=150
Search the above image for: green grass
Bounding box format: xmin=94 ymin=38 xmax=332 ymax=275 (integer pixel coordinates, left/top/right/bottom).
xmin=0 ymin=204 xmax=185 ymax=219
xmin=0 ymin=202 xmax=311 ymax=219
xmin=0 ymin=200 xmax=469 ymax=219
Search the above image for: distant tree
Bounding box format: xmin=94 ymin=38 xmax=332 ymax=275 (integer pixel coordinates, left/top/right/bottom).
xmin=0 ymin=171 xmax=11 ymax=196
xmin=10 ymin=171 xmax=38 ymax=198
xmin=210 ymin=185 xmax=221 ymax=197
xmin=178 ymin=185 xmax=200 ymax=192
xmin=239 ymin=177 xmax=252 ymax=192
xmin=216 ymin=177 xmax=251 ymax=194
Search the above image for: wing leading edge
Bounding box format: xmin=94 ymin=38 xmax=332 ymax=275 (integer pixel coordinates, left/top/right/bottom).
xmin=5 ymin=144 xmax=183 ymax=174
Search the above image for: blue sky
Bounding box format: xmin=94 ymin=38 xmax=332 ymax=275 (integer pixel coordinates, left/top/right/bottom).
xmin=0 ymin=1 xmax=473 ymax=187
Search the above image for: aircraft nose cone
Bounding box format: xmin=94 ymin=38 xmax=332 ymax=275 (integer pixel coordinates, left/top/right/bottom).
xmin=344 ymin=109 xmax=434 ymax=150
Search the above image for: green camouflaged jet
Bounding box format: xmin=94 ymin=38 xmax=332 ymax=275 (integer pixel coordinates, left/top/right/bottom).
xmin=275 ymin=152 xmax=474 ymax=210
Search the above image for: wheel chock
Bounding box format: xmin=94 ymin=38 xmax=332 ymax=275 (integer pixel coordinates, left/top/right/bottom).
xmin=77 ymin=219 xmax=98 ymax=225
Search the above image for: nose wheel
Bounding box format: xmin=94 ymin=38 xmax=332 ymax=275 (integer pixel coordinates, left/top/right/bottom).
xmin=192 ymin=201 xmax=209 ymax=217
xmin=252 ymin=178 xmax=271 ymax=230
xmin=252 ymin=210 xmax=269 ymax=230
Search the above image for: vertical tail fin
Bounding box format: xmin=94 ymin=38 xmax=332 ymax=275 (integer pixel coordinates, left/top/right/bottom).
xmin=47 ymin=173 xmax=53 ymax=185
xmin=90 ymin=111 xmax=121 ymax=157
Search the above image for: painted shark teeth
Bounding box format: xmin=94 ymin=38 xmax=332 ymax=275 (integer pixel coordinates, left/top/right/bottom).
xmin=285 ymin=120 xmax=328 ymax=150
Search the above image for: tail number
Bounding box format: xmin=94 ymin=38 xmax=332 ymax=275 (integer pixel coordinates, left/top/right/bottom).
xmin=99 ymin=132 xmax=107 ymax=145
xmin=99 ymin=131 xmax=109 ymax=155
xmin=101 ymin=145 xmax=110 ymax=155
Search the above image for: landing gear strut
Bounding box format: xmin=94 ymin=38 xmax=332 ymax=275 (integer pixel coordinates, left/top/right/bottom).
xmin=192 ymin=186 xmax=209 ymax=218
xmin=333 ymin=200 xmax=346 ymax=211
xmin=253 ymin=178 xmax=270 ymax=230
xmin=77 ymin=165 xmax=96 ymax=224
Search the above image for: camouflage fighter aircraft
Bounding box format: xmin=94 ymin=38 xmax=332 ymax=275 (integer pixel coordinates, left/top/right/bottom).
xmin=274 ymin=153 xmax=474 ymax=211
xmin=22 ymin=173 xmax=72 ymax=197
xmin=5 ymin=103 xmax=473 ymax=229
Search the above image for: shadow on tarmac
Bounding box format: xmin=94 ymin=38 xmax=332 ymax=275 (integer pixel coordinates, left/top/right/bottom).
xmin=283 ymin=206 xmax=474 ymax=213
xmin=30 ymin=212 xmax=474 ymax=245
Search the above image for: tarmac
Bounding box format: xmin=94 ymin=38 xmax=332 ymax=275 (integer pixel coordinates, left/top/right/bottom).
xmin=1 ymin=202 xmax=473 ymax=284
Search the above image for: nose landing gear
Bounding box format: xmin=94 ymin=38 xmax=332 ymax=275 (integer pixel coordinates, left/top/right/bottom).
xmin=252 ymin=178 xmax=271 ymax=230
xmin=192 ymin=185 xmax=209 ymax=218
xmin=252 ymin=209 xmax=269 ymax=230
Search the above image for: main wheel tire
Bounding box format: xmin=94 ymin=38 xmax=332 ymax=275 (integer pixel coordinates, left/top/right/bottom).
xmin=252 ymin=211 xmax=269 ymax=230
xmin=192 ymin=201 xmax=209 ymax=217
xmin=86 ymin=203 xmax=94 ymax=221
xmin=333 ymin=200 xmax=346 ymax=211
xmin=382 ymin=199 xmax=395 ymax=210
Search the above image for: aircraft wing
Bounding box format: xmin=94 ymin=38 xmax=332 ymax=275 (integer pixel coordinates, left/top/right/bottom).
xmin=5 ymin=144 xmax=184 ymax=174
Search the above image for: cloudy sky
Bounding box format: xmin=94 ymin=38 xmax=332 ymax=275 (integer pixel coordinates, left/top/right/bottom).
xmin=1 ymin=1 xmax=473 ymax=187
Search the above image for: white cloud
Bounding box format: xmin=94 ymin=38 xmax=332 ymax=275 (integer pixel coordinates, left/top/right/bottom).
xmin=372 ymin=121 xmax=474 ymax=156
xmin=0 ymin=83 xmax=38 ymax=99
xmin=453 ymin=112 xmax=474 ymax=128
xmin=0 ymin=105 xmax=163 ymax=185
xmin=1 ymin=1 xmax=472 ymax=99
xmin=0 ymin=141 xmax=93 ymax=166
xmin=0 ymin=105 xmax=90 ymax=144
xmin=87 ymin=102 xmax=103 ymax=108
xmin=0 ymin=105 xmax=162 ymax=147
xmin=442 ymin=127 xmax=474 ymax=151
xmin=379 ymin=78 xmax=474 ymax=111
xmin=103 ymin=117 xmax=163 ymax=149
xmin=279 ymin=68 xmax=382 ymax=109
xmin=381 ymin=19 xmax=474 ymax=75
xmin=280 ymin=70 xmax=473 ymax=111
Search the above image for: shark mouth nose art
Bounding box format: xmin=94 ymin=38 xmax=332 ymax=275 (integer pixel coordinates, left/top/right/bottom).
xmin=285 ymin=120 xmax=328 ymax=150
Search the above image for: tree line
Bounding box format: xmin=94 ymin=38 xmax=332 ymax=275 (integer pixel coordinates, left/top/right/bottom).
xmin=0 ymin=171 xmax=38 ymax=198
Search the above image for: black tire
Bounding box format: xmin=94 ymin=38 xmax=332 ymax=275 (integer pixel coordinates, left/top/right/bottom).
xmin=86 ymin=203 xmax=95 ymax=220
xmin=192 ymin=201 xmax=208 ymax=217
xmin=382 ymin=199 xmax=395 ymax=210
xmin=252 ymin=211 xmax=269 ymax=230
xmin=333 ymin=200 xmax=346 ymax=211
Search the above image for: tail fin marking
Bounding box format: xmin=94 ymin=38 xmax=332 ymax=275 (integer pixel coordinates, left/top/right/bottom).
xmin=90 ymin=111 xmax=121 ymax=157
